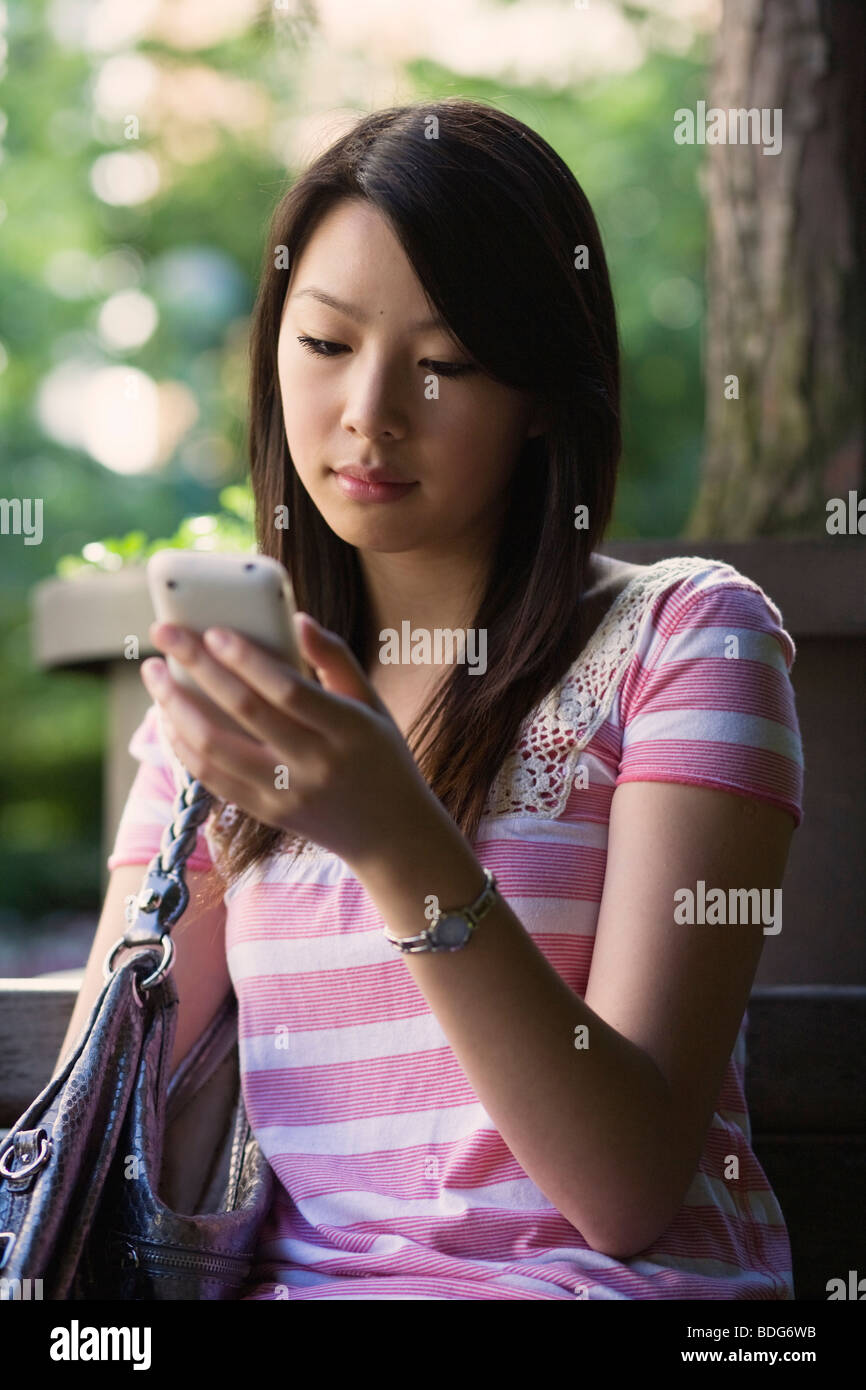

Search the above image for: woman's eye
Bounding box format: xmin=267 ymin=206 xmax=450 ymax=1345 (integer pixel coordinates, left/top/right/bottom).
xmin=296 ymin=336 xmax=474 ymax=378
xmin=296 ymin=336 xmax=346 ymax=357
xmin=424 ymin=359 xmax=474 ymax=378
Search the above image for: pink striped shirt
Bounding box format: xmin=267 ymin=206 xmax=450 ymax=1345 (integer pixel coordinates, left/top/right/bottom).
xmin=108 ymin=556 xmax=804 ymax=1299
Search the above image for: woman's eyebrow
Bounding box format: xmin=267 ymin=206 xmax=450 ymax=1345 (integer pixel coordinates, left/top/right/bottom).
xmin=289 ymin=285 xmax=447 ymax=332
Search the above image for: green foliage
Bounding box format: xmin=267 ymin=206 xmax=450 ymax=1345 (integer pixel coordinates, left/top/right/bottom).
xmin=55 ymin=484 xmax=256 ymax=577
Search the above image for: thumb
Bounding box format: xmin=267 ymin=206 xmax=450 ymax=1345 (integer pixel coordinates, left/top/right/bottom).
xmin=293 ymin=613 xmax=391 ymax=717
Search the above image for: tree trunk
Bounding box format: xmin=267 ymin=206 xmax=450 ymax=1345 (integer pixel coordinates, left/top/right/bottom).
xmin=685 ymin=0 xmax=864 ymax=539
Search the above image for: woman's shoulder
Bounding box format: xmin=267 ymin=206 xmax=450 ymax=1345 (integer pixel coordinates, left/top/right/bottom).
xmin=481 ymin=552 xmax=802 ymax=825
xmin=580 ymin=552 xmax=646 ymax=615
xmin=570 ymin=549 xmax=799 ymax=739
xmin=584 ymin=550 xmax=765 ymax=604
xmin=582 ymin=552 xmax=793 ymax=656
xmin=607 ymin=555 xmax=804 ymax=826
xmin=578 ymin=551 xmax=723 ymax=634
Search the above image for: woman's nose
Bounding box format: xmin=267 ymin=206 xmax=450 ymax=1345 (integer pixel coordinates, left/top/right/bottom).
xmin=340 ymin=357 xmax=409 ymax=441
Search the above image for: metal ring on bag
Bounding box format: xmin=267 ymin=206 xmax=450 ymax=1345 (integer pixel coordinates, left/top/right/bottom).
xmin=103 ymin=935 xmax=135 ymax=981
xmin=103 ymin=934 xmax=174 ymax=991
xmin=137 ymin=935 xmax=175 ymax=991
xmin=0 ymin=1129 xmax=52 ymax=1181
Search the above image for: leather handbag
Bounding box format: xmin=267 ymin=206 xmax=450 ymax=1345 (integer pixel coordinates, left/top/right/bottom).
xmin=0 ymin=771 xmax=275 ymax=1300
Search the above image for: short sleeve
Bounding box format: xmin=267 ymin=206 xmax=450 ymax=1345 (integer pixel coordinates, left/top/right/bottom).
xmin=615 ymin=571 xmax=804 ymax=827
xmin=106 ymin=703 xmax=215 ymax=873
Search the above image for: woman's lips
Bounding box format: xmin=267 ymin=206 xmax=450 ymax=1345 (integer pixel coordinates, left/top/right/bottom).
xmin=331 ymin=471 xmax=418 ymax=503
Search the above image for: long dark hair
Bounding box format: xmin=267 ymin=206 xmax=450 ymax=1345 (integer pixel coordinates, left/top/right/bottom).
xmin=207 ymin=96 xmax=621 ymax=889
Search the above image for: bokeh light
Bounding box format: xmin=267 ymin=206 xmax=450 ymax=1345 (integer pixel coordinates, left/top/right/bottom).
xmin=36 ymin=360 xmax=199 ymax=473
xmin=96 ymin=289 xmax=159 ymax=351
xmin=89 ymin=149 xmax=161 ymax=206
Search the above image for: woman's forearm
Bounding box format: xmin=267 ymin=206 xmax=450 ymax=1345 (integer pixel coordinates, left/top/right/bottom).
xmin=349 ymin=803 xmax=691 ymax=1259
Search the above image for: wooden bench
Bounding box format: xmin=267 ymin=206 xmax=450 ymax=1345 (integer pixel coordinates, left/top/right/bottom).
xmin=745 ymin=986 xmax=866 ymax=1300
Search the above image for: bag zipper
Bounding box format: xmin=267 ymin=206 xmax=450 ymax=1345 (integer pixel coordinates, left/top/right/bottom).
xmin=111 ymin=1234 xmax=252 ymax=1279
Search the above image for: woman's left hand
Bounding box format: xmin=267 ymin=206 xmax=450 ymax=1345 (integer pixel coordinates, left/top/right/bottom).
xmin=141 ymin=613 xmax=438 ymax=872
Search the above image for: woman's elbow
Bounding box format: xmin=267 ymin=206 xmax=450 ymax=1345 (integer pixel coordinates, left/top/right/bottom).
xmin=566 ymin=1187 xmax=685 ymax=1261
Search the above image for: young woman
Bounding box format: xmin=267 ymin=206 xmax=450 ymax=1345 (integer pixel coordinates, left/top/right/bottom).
xmin=59 ymin=98 xmax=804 ymax=1300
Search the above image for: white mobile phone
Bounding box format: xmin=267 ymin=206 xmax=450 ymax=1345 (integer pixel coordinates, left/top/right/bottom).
xmin=146 ymin=549 xmax=312 ymax=738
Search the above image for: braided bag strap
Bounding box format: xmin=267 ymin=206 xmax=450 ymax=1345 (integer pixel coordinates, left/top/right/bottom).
xmin=102 ymin=768 xmax=214 ymax=996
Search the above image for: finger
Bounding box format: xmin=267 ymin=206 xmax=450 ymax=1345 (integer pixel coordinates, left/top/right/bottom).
xmin=141 ymin=653 xmax=295 ymax=778
xmin=294 ymin=613 xmax=393 ymax=720
xmin=164 ymin=721 xmax=276 ymax=819
xmin=199 ymin=625 xmax=356 ymax=739
xmin=149 ymin=623 xmax=329 ymax=756
xmin=155 ymin=691 xmax=278 ymax=796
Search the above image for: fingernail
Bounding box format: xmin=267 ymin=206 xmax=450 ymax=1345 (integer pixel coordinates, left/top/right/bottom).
xmin=204 ymin=628 xmax=234 ymax=654
xmin=161 ymin=626 xmax=194 ymax=656
xmin=142 ymin=659 xmax=167 ymax=688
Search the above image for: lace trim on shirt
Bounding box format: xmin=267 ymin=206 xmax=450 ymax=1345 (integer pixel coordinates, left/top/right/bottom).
xmin=276 ymin=554 xmax=761 ymax=857
xmin=482 ymin=554 xmax=764 ymax=820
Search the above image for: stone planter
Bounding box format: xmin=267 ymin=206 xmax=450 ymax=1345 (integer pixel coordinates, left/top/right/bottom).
xmin=31 ymin=565 xmax=158 ymax=892
xmin=31 ymin=538 xmax=866 ymax=986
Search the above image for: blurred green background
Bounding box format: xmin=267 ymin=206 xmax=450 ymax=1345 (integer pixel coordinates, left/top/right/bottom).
xmin=0 ymin=0 xmax=716 ymax=955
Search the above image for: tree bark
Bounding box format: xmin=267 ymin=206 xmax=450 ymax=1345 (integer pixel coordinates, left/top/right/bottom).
xmin=685 ymin=0 xmax=864 ymax=539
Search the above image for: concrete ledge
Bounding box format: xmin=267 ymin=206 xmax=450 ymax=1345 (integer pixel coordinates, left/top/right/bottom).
xmin=30 ymin=540 xmax=866 ymax=675
xmin=30 ymin=565 xmax=159 ymax=670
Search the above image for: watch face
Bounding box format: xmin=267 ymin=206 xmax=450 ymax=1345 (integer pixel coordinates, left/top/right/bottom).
xmin=433 ymin=914 xmax=469 ymax=949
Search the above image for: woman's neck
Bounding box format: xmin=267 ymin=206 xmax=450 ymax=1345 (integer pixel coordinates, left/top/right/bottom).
xmin=360 ymin=552 xmax=491 ymax=674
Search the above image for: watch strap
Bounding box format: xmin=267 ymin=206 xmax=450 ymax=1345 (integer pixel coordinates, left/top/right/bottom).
xmin=383 ymin=868 xmax=497 ymax=954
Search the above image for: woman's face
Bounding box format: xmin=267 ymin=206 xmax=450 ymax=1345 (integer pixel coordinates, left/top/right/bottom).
xmin=276 ymin=197 xmax=544 ymax=557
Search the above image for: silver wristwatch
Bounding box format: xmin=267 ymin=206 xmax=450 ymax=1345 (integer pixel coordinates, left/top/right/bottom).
xmin=382 ymin=868 xmax=498 ymax=954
